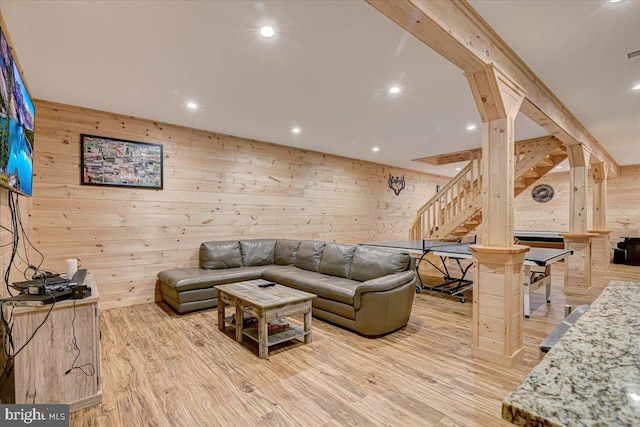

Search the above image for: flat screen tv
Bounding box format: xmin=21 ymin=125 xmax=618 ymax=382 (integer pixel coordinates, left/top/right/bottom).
xmin=0 ymin=24 xmax=34 ymax=197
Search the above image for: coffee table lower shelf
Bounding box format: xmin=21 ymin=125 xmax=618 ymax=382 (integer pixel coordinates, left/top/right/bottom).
xmin=215 ymin=280 xmax=316 ymax=359
xmin=223 ymin=316 xmax=309 ymax=346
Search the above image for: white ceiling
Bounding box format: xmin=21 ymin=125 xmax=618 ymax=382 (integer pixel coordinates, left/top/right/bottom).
xmin=1 ymin=1 xmax=638 ymax=177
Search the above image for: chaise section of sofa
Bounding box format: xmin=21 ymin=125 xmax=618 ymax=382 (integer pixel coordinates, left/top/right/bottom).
xmin=159 ymin=239 xmax=287 ymax=313
xmin=157 ymin=238 xmax=416 ymax=336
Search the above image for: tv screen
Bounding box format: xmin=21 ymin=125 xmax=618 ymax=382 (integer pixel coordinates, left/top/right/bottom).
xmin=0 ymin=25 xmax=35 ymax=197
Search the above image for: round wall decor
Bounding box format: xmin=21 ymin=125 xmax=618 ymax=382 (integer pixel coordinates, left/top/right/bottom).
xmin=531 ymin=184 xmax=554 ymax=203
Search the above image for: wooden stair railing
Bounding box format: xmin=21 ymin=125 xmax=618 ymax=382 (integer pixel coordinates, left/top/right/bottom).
xmin=410 ymin=136 xmax=567 ymax=240
xmin=409 ymin=154 xmax=482 ymax=240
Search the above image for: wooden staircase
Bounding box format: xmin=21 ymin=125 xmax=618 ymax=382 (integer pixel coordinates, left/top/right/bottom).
xmin=410 ymin=136 xmax=567 ymax=240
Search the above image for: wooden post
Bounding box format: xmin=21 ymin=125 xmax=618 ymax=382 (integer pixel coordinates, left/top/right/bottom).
xmin=466 ymin=65 xmax=529 ymax=367
xmin=562 ymin=144 xmax=596 ymax=294
xmin=589 ymin=162 xmax=611 ymax=271
xmin=469 ymin=245 xmax=529 ymax=367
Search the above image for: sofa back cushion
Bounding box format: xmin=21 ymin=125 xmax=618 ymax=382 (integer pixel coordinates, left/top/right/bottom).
xmin=240 ymin=239 xmax=276 ymax=266
xmin=319 ymin=243 xmax=356 ymax=278
xmin=200 ymin=240 xmax=242 ymax=270
xmin=274 ymin=239 xmax=302 ymax=265
xmin=349 ymin=246 xmax=411 ymax=282
xmin=294 ymin=240 xmax=326 ymax=272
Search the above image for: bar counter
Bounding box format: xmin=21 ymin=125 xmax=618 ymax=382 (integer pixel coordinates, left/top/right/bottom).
xmin=502 ymin=280 xmax=640 ymax=426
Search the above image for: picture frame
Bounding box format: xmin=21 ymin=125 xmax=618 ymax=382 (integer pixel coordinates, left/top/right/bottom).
xmin=81 ymin=134 xmax=163 ymax=189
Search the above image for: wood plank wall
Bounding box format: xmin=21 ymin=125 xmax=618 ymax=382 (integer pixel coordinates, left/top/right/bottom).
xmin=32 ymin=100 xmax=445 ymax=309
xmin=0 ymin=188 xmax=31 ymax=394
xmin=0 ymin=191 xmax=13 ymax=300
xmin=0 ymin=189 xmax=32 ymax=299
xmin=513 ymin=165 xmax=640 ymax=244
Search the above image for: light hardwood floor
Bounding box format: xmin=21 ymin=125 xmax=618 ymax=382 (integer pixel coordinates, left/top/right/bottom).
xmin=71 ymin=264 xmax=640 ymax=426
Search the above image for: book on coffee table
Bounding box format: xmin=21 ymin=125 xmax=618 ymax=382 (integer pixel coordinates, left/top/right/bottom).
xmin=268 ymin=318 xmax=289 ymax=334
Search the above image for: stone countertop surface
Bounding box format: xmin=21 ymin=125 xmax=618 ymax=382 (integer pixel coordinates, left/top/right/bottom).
xmin=502 ymin=281 xmax=640 ymax=427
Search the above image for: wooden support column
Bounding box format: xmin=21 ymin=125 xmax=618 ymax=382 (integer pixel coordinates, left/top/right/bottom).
xmin=561 ymin=145 xmax=596 ymax=294
xmin=466 ymin=65 xmax=529 ymax=367
xmin=589 ymin=162 xmax=611 ymax=271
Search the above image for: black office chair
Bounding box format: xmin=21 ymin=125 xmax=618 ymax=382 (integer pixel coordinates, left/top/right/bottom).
xmin=625 ymin=238 xmax=640 ymax=266
xmin=614 ymin=240 xmax=627 ymax=264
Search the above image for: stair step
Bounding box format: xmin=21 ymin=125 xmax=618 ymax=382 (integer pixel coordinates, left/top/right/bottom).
xmin=522 ymin=169 xmax=541 ymax=179
xmin=536 ymin=157 xmax=554 ymax=167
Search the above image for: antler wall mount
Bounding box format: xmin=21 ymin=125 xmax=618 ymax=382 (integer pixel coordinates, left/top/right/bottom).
xmin=388 ymin=174 xmax=405 ymax=196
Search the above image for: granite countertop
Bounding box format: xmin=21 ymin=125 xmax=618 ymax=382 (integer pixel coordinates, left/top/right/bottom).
xmin=502 ymin=281 xmax=640 ymax=427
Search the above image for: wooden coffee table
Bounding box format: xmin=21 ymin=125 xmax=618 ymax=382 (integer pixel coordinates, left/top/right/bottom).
xmin=215 ymin=279 xmax=316 ymax=359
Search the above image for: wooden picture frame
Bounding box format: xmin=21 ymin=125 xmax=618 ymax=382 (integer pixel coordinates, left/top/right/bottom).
xmin=81 ymin=134 xmax=163 ymax=189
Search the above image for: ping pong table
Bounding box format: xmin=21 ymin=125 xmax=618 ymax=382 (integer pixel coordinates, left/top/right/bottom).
xmin=361 ymin=236 xmax=477 ymax=303
xmin=515 ymin=230 xmax=565 ymax=249
xmin=361 ymin=238 xmax=573 ymax=317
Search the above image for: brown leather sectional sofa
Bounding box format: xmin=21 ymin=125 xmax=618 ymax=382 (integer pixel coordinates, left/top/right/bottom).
xmin=158 ymin=239 xmax=416 ymax=336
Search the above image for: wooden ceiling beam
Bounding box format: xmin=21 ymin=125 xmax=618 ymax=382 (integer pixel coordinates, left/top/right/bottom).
xmin=415 ymin=136 xmax=562 ymax=166
xmin=413 ymin=148 xmax=481 ymax=165
xmin=366 ymin=0 xmax=619 ymax=176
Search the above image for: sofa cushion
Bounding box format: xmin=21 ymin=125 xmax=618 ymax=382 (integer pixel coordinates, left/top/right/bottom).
xmin=158 ymin=266 xmax=266 ymax=291
xmin=160 ymin=283 xmax=217 ymax=304
xmin=319 ymin=243 xmax=356 ymax=278
xmin=313 ymin=297 xmax=355 ymax=320
xmin=349 ymin=246 xmax=411 ymax=282
xmin=200 ymin=240 xmax=242 ymax=270
xmin=240 ymin=239 xmax=276 ymax=266
xmin=294 ymin=240 xmax=326 ymax=272
xmin=274 ymin=239 xmax=302 ymax=265
xmin=264 ymin=266 xmax=359 ymax=305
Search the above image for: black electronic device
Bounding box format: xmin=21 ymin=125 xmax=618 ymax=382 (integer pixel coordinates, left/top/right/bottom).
xmin=13 ymin=276 xmax=69 ymax=291
xmin=71 ymin=286 xmax=85 ymax=299
xmin=69 ymin=269 xmax=90 ymax=299
xmin=69 ymin=269 xmax=88 ymax=287
xmin=1 ymin=289 xmax=72 ymax=307
xmin=32 ymin=271 xmax=59 ymax=280
xmin=27 ymin=284 xmax=44 ymax=295
xmin=258 ymin=282 xmax=276 ymax=288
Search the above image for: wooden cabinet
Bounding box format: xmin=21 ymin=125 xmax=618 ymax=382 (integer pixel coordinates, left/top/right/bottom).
xmin=1 ymin=276 xmax=102 ymax=411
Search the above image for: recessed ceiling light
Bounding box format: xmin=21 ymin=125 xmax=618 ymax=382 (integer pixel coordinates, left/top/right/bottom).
xmin=455 ymin=167 xmax=461 ymax=171
xmin=291 ymin=127 xmax=301 ymax=134
xmin=556 ymin=165 xmax=562 ymax=169
xmin=389 ymin=86 xmax=400 ymax=95
xmin=610 ymin=0 xmax=622 ymax=3
xmin=186 ymin=102 xmax=198 ymax=110
xmin=633 ymin=83 xmax=640 ymax=91
xmin=372 ymin=147 xmax=380 ymax=152
xmin=466 ymin=124 xmax=477 ymax=131
xmin=260 ymin=26 xmax=275 ymax=38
